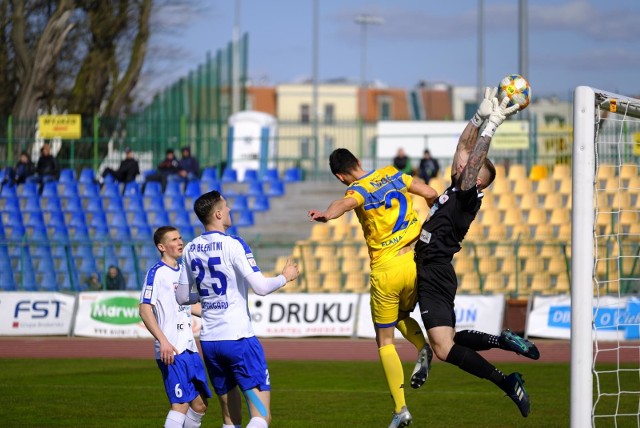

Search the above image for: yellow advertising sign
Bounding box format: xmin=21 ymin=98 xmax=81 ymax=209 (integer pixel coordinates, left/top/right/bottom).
xmin=38 ymin=115 xmax=81 ymax=139
xmin=492 ymin=121 xmax=529 ymax=150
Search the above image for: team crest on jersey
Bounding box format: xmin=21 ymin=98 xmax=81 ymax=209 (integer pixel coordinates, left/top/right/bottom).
xmin=248 ymin=257 xmax=257 ymax=267
xmin=144 ymin=286 xmax=153 ymax=299
xmin=438 ymin=194 xmax=449 ymax=205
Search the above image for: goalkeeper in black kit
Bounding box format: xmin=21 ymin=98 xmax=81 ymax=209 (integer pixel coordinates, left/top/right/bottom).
xmin=414 ymin=87 xmax=540 ymax=418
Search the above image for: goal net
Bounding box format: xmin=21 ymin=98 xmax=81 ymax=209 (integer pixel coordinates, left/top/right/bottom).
xmin=572 ymin=86 xmax=640 ymax=428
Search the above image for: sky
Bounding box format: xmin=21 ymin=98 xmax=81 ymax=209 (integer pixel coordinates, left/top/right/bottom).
xmin=144 ymin=0 xmax=640 ymax=102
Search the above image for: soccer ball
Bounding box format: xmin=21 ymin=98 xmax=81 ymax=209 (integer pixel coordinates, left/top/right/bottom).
xmin=497 ymin=74 xmax=531 ymax=111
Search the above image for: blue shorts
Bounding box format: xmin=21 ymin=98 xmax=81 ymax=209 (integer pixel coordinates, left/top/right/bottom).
xmin=156 ymin=350 xmax=212 ymax=404
xmin=201 ymin=336 xmax=271 ymax=396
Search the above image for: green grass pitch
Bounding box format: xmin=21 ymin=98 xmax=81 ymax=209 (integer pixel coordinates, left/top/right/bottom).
xmin=0 ymin=358 xmax=635 ymax=427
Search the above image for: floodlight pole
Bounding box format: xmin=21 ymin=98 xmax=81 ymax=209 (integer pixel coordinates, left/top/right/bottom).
xmin=355 ymin=14 xmax=383 ymax=155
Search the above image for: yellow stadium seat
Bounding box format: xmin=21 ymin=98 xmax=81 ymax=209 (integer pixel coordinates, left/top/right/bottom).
xmin=555 ymin=275 xmax=570 ymax=293
xmin=331 ymin=223 xmax=354 ymax=240
xmin=534 ymin=178 xmax=555 ymax=194
xmin=597 ymin=165 xmax=617 ymax=181
xmin=490 ymin=178 xmax=511 ymax=194
xmin=477 ymin=257 xmax=498 ymax=274
xmin=499 ymin=256 xmax=519 ymax=275
xmin=458 ymin=273 xmax=481 ymax=293
xmin=525 ymin=208 xmax=548 ymax=225
xmin=343 ymin=272 xmax=368 ymax=293
xmin=443 ymin=165 xmax=453 ymax=179
xmin=322 ymin=271 xmax=343 ymax=292
xmin=612 ymin=192 xmax=632 ymax=210
xmin=529 ymin=164 xmax=548 ymax=181
xmin=519 ymin=193 xmax=540 ymax=210
xmin=551 ymin=164 xmax=571 ymax=180
xmin=487 ymin=224 xmax=508 ymax=240
xmin=310 ymin=224 xmax=331 ymax=240
xmin=454 ymin=253 xmax=476 ymax=275
xmin=533 ymin=224 xmax=555 ymax=239
xmin=341 ymin=257 xmax=363 ymax=273
xmin=547 ymin=257 xmax=568 ymax=275
xmin=509 ymin=224 xmax=531 ymax=240
xmin=512 ymin=178 xmax=533 ymax=195
xmin=466 ymin=222 xmax=486 ymax=241
xmin=507 ymin=164 xmax=527 ymax=180
xmin=503 ymin=208 xmax=524 ymax=226
xmin=428 ymin=177 xmax=447 ymax=195
xmin=493 ymin=163 xmax=507 ymax=179
xmin=480 ymin=209 xmax=502 ymax=225
xmin=531 ymin=273 xmax=552 ymax=294
xmin=549 ymin=207 xmax=570 ymax=225
xmin=496 ymin=193 xmax=518 ymax=210
xmin=482 ymin=272 xmax=510 ymax=293
xmin=543 ymin=193 xmax=564 ymax=210
xmin=556 ymin=177 xmax=572 ymax=195
xmin=620 ymin=164 xmax=638 ymax=179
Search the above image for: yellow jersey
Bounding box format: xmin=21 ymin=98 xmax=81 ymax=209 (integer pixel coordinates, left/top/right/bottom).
xmin=344 ymin=166 xmax=421 ymax=269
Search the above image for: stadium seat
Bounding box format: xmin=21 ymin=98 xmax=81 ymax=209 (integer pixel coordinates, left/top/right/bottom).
xmin=164 ymin=179 xmax=182 ymax=196
xmin=247 ymin=181 xmax=264 ymax=197
xmin=110 ymin=224 xmax=132 ymax=240
xmin=21 ymin=196 xmax=42 ymax=213
xmin=104 ymin=196 xmax=125 ymax=212
xmin=261 ymin=168 xmax=279 ymax=182
xmin=143 ymin=181 xmax=162 ymax=196
xmin=41 ymin=181 xmax=59 ymax=198
xmin=185 ymin=179 xmax=202 ymax=197
xmin=165 ymin=195 xmax=186 ymax=212
xmin=251 ymin=195 xmax=270 ymax=212
xmin=265 ymin=180 xmax=285 ymax=197
xmin=79 ymin=168 xmax=97 ymax=184
xmin=201 ymin=178 xmax=221 ymax=193
xmin=201 ymin=167 xmax=218 ymax=182
xmin=229 ymin=195 xmax=249 ymax=211
xmin=233 ymin=209 xmax=254 ymax=227
xmin=78 ymin=182 xmax=100 ymax=197
xmin=124 ymin=181 xmax=141 ymax=196
xmin=148 ymin=211 xmax=170 ymax=229
xmin=124 ymin=195 xmax=144 ymax=212
xmin=20 ymin=182 xmax=39 ymax=198
xmin=143 ymin=196 xmax=165 ymax=212
xmin=59 ymin=168 xmax=76 ymax=183
xmin=243 ymin=169 xmax=259 ymax=183
xmin=126 ymin=273 xmax=140 ymax=290
xmin=284 ymin=167 xmax=303 ymax=182
xmin=0 ymin=183 xmax=17 ymax=198
xmin=529 ymin=164 xmax=548 ymax=181
xmin=128 ymin=211 xmax=148 ymax=228
xmin=0 ymin=268 xmax=17 ymax=291
xmin=102 ymin=182 xmax=121 ymax=197
xmin=221 ymin=168 xmax=238 ymax=183
xmin=84 ymin=197 xmax=104 ymax=214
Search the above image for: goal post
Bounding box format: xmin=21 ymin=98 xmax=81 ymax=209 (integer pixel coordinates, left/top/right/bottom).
xmin=572 ymin=86 xmax=640 ymax=428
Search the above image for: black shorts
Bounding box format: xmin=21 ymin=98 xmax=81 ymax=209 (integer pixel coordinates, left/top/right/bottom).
xmin=416 ymin=262 xmax=458 ymax=329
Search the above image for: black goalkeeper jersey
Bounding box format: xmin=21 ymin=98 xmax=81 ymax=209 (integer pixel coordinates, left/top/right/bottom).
xmin=415 ymin=185 xmax=483 ymax=265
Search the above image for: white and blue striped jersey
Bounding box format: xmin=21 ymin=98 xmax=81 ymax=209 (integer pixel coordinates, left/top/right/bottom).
xmin=179 ymin=231 xmax=261 ymax=341
xmin=140 ymin=261 xmax=198 ymax=359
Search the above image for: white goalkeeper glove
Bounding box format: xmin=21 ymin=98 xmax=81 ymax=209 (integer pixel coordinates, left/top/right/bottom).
xmin=480 ymin=96 xmax=520 ymax=139
xmin=471 ymin=86 xmax=497 ymax=127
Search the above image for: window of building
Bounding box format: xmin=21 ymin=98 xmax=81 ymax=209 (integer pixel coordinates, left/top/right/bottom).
xmin=379 ymin=97 xmax=392 ymax=120
xmin=324 ymin=104 xmax=335 ymax=124
xmin=300 ymin=104 xmax=310 ymax=123
xmin=323 ymin=135 xmax=335 ymax=157
xmin=300 ymin=137 xmax=310 ymax=158
xmin=464 ymin=101 xmax=479 ymax=121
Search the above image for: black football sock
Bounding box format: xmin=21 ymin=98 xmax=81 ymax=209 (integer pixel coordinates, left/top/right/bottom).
xmin=445 ymin=343 xmax=499 ymax=380
xmin=454 ymin=329 xmax=500 ymax=351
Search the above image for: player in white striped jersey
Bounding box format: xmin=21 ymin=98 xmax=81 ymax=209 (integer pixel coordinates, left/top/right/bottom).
xmin=139 ymin=226 xmax=211 ymax=428
xmin=176 ymin=191 xmax=299 ymax=428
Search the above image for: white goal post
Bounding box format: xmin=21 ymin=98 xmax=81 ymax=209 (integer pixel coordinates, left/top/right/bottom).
xmin=572 ymin=86 xmax=640 ymax=428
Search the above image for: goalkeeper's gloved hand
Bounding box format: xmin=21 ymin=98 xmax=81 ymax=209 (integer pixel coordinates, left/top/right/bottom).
xmin=471 ymin=86 xmax=497 ymax=127
xmin=480 ymin=96 xmax=520 ymax=138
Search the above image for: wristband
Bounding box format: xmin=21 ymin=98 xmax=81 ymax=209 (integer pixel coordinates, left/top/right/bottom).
xmin=480 ymin=121 xmax=497 ymax=139
xmin=471 ymin=112 xmax=483 ymax=127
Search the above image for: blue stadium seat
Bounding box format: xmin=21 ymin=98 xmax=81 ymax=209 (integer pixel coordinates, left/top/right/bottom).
xmin=91 ymin=224 xmax=110 ymax=240
xmin=143 ymin=181 xmax=162 ymax=196
xmin=59 ymin=168 xmax=76 ymax=183
xmin=266 ymin=180 xmax=285 ymax=197
xmin=229 ymin=194 xmax=249 ymax=211
xmin=79 ymin=168 xmax=96 ymax=184
xmin=124 ymin=195 xmax=144 ymax=212
xmin=165 ymin=195 xmax=186 ymax=212
xmin=1 ymin=195 xmax=20 ymax=212
xmin=144 ymin=196 xmax=165 ymax=212
xmin=67 ymin=211 xmax=87 ymax=228
xmin=124 ymin=181 xmax=141 ymax=196
xmin=247 ymin=181 xmax=264 ymax=197
xmin=79 ymin=182 xmax=100 ymax=197
xmin=50 ymin=225 xmax=70 ymax=244
xmin=59 ymin=182 xmax=79 ymax=198
xmin=1 ymin=182 xmax=17 ymax=198
xmin=110 ymin=224 xmax=131 ymax=240
xmin=126 ymin=273 xmax=140 ymax=290
xmin=251 ymin=194 xmax=270 ymax=212
xmin=41 ymin=181 xmax=59 ymax=198
xmin=89 ymin=211 xmax=108 ymax=229
xmin=21 ymin=196 xmax=42 ymax=212
xmin=42 ymin=196 xmax=63 ymax=213
xmin=233 ymin=209 xmax=254 ymax=227
xmin=84 ymin=197 xmax=104 ymax=213
xmin=164 ymin=180 xmax=182 ymax=196
xmin=201 ymin=178 xmax=221 ymax=193
xmin=201 ymin=167 xmax=218 ymax=182
xmin=20 ymin=182 xmax=39 ymax=197
xmin=284 ymin=167 xmax=303 ymax=182
xmin=128 ymin=210 xmax=148 ymax=228
xmin=184 ymin=179 xmax=202 ymax=198
xmin=221 ymin=168 xmax=238 ymax=183
xmin=70 ymin=224 xmax=90 ymax=240
xmin=243 ymin=169 xmax=259 ymax=183
xmin=226 ymin=225 xmax=238 ymax=236
xmin=102 ymin=182 xmax=121 ymax=197
xmin=63 ymin=196 xmax=83 ymax=213
xmin=131 ymin=224 xmax=153 ymax=240
xmin=107 ymin=211 xmax=127 ymax=226
xmin=103 ymin=196 xmax=125 ymax=212
xmin=148 ymin=211 xmax=170 ymax=229
xmin=261 ymin=168 xmax=279 ymax=182
xmin=139 ymin=244 xmax=158 ymax=260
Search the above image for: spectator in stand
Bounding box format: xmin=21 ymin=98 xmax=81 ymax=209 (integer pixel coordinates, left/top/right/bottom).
xmin=102 ymin=146 xmax=140 ymax=185
xmin=393 ymin=148 xmax=413 ymax=176
xmin=178 ymin=146 xmax=200 ymax=181
xmin=35 ymin=142 xmax=60 ymax=181
xmin=2 ymin=151 xmax=35 ymax=186
xmin=86 ymin=272 xmax=102 ymax=291
xmin=144 ymin=148 xmax=180 ymax=193
xmin=418 ymin=150 xmax=440 ymax=184
xmin=105 ymin=265 xmax=126 ymax=290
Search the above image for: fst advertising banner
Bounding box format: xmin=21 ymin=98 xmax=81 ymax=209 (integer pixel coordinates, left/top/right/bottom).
xmin=0 ymin=292 xmax=76 ymax=336
xmin=526 ymin=295 xmax=640 ymax=340
xmin=356 ymin=294 xmax=506 ymax=339
xmin=248 ymin=293 xmax=361 ymax=337
xmin=74 ymin=292 xmax=152 ymax=338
